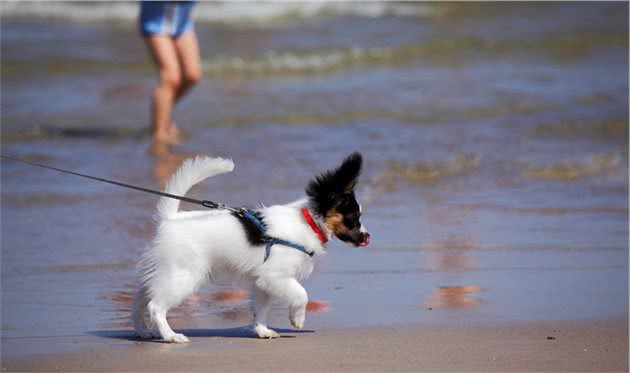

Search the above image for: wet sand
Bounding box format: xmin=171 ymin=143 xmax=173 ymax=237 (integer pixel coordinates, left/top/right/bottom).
xmin=2 ymin=320 xmax=627 ymax=372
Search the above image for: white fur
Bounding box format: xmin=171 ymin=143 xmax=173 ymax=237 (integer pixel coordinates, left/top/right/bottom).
xmin=132 ymin=156 xmax=330 ymax=342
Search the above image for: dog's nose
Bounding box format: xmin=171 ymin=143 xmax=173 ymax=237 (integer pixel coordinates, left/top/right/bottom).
xmin=359 ymin=232 xmax=370 ymax=247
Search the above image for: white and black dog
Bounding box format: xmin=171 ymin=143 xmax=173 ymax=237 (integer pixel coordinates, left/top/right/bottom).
xmin=133 ymin=152 xmax=370 ymax=342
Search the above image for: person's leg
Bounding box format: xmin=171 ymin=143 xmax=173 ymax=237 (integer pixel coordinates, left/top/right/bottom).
xmin=145 ymin=35 xmax=182 ymax=144
xmin=173 ymin=30 xmax=202 ymax=103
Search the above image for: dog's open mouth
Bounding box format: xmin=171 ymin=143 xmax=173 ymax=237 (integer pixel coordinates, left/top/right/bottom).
xmin=359 ymin=234 xmax=370 ymax=247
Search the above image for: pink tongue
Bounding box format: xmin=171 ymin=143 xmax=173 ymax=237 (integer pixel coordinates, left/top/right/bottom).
xmin=359 ymin=235 xmax=370 ymax=247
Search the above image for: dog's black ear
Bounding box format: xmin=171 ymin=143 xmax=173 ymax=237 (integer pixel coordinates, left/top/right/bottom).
xmin=334 ymin=152 xmax=362 ymax=193
xmin=306 ymin=152 xmax=363 ymax=217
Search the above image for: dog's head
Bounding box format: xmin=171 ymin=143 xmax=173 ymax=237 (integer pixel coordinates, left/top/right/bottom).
xmin=306 ymin=152 xmax=370 ymax=247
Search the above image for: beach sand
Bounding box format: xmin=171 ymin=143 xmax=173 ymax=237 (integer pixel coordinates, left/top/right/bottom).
xmin=2 ymin=320 xmax=627 ymax=372
xmin=2 ymin=3 xmax=628 ymax=372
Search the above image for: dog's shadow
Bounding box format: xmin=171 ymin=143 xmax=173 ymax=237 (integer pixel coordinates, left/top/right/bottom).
xmin=88 ymin=326 xmax=314 ymax=341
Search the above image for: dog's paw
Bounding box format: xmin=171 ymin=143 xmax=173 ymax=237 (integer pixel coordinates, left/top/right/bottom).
xmin=290 ymin=311 xmax=305 ymax=330
xmin=290 ymin=302 xmax=306 ymax=329
xmin=254 ymin=324 xmax=280 ymax=339
xmin=165 ymin=333 xmax=190 ymax=343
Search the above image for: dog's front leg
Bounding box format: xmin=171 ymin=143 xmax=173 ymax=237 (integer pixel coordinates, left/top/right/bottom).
xmin=255 ymin=277 xmax=308 ymax=331
xmin=286 ymin=280 xmax=308 ymax=330
xmin=252 ymin=287 xmax=279 ymax=339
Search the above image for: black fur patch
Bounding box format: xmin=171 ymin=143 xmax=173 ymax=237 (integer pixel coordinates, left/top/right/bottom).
xmin=233 ymin=210 xmax=266 ymax=246
xmin=306 ymin=152 xmax=363 ymax=218
xmin=336 ymin=194 xmax=361 ymax=229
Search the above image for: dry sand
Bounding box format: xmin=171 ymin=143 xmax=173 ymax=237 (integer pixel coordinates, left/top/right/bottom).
xmin=2 ymin=320 xmax=627 ymax=372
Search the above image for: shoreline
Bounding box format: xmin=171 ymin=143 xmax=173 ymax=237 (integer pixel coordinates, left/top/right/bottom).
xmin=2 ymin=319 xmax=627 ymax=372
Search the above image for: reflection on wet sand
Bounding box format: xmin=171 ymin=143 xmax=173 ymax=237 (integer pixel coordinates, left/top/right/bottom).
xmin=149 ymin=142 xmax=197 ymax=188
xmin=426 ymin=285 xmax=484 ymax=309
xmin=424 ymin=206 xmax=484 ymax=310
xmin=101 ymin=283 xmax=332 ymax=331
xmin=425 ymin=238 xmax=479 ymax=272
xmin=213 ymin=289 xmax=249 ymax=302
xmin=98 ymin=289 xmax=134 ymax=329
xmin=306 ymin=300 xmax=331 ymax=313
xmin=100 ymin=286 xmax=253 ymax=330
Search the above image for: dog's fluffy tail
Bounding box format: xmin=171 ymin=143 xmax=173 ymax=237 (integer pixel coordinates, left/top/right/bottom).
xmin=156 ymin=156 xmax=234 ymax=219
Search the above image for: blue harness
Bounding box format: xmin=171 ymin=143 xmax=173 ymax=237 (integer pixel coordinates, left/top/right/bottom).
xmin=241 ymin=209 xmax=314 ymax=262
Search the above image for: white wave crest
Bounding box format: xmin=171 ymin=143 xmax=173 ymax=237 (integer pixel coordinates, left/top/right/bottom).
xmin=0 ymin=2 xmax=446 ymax=26
xmin=203 ymin=46 xmax=403 ymax=75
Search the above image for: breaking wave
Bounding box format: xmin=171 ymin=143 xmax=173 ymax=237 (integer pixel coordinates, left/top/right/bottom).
xmin=0 ymin=2 xmax=446 ymax=26
xmin=205 ymin=29 xmax=626 ymax=75
xmin=203 ymin=46 xmax=408 ymax=75
xmin=524 ymin=153 xmax=622 ymax=181
xmin=371 ymin=153 xmax=481 ymax=192
xmin=531 ymin=118 xmax=629 ymax=144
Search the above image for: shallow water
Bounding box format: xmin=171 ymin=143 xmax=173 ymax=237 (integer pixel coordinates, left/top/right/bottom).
xmin=1 ymin=2 xmax=628 ymax=357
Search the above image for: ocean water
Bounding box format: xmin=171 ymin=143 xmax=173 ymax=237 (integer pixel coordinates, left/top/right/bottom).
xmin=1 ymin=2 xmax=628 ymax=357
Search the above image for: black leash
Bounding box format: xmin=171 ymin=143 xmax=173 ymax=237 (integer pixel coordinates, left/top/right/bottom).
xmin=0 ymin=154 xmax=234 ymax=211
xmin=1 ymin=153 xmax=318 ymax=260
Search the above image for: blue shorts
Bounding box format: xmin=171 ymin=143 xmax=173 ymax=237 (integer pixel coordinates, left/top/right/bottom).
xmin=140 ymin=1 xmax=195 ymax=38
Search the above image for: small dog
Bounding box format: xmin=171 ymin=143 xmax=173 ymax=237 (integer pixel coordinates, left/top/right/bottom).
xmin=133 ymin=152 xmax=370 ymax=342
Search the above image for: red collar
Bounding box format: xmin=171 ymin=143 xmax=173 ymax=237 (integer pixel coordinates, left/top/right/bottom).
xmin=301 ymin=207 xmax=328 ymax=245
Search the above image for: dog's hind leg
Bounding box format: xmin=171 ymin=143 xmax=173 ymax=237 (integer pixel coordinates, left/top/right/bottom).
xmin=147 ymin=300 xmax=189 ymax=343
xmin=252 ymin=287 xmax=280 ymax=339
xmin=147 ymin=267 xmax=205 ymax=343
xmin=133 ymin=286 xmax=157 ymax=339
